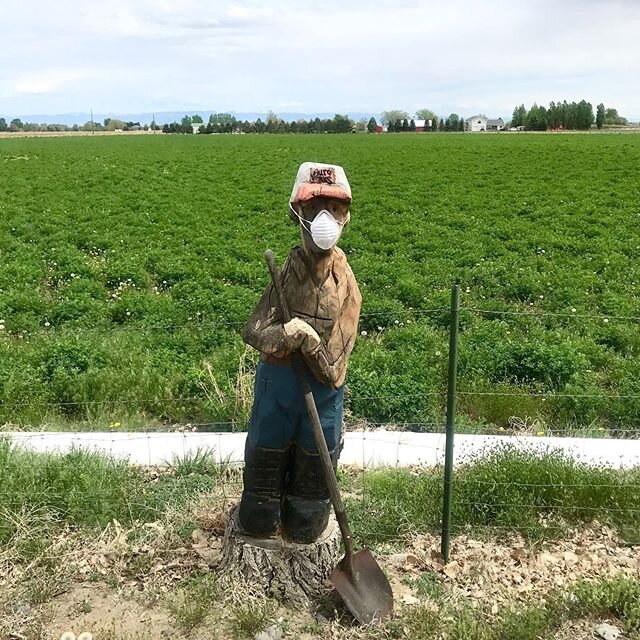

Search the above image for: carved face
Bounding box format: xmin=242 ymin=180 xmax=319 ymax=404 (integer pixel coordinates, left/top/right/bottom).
xmin=296 ymin=197 xmax=350 ymax=255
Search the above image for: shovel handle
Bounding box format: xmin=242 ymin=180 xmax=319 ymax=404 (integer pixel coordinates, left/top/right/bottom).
xmin=265 ymin=250 xmax=354 ymax=563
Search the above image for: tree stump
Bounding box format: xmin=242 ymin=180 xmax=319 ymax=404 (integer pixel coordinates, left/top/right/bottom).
xmin=219 ymin=506 xmax=341 ymax=606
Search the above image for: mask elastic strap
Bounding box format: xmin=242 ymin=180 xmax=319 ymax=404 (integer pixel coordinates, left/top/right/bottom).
xmin=289 ymin=202 xmax=312 ymax=233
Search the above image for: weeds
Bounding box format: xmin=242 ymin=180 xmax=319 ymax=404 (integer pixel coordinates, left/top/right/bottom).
xmin=228 ymin=599 xmax=276 ymax=639
xmin=0 ymin=439 xmax=223 ymax=560
xmin=167 ymin=572 xmax=218 ymax=631
xmin=348 ymin=445 xmax=640 ymax=545
xmin=394 ymin=575 xmax=640 ymax=640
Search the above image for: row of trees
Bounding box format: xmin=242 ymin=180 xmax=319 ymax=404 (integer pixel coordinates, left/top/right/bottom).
xmin=2 ymin=104 xmax=630 ymax=135
xmin=161 ymin=112 xmax=472 ymax=135
xmin=0 ymin=117 xmax=155 ymax=133
xmin=511 ymin=101 xmax=628 ymax=131
xmin=162 ymin=112 xmax=356 ymax=135
xmin=380 ymin=109 xmax=473 ymax=132
xmin=384 ymin=116 xmax=464 ymax=132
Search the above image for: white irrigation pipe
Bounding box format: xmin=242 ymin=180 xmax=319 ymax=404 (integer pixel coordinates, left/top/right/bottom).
xmin=4 ymin=431 xmax=640 ymax=469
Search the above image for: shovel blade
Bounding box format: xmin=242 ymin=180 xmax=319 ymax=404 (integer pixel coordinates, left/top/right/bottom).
xmin=329 ymin=549 xmax=394 ymax=625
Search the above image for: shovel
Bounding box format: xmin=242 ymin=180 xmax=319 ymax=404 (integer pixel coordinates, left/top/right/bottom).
xmin=265 ymin=250 xmax=393 ymax=625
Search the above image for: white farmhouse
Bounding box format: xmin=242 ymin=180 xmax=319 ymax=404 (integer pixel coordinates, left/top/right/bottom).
xmin=465 ymin=115 xmax=506 ymax=132
xmin=466 ymin=115 xmax=488 ymax=131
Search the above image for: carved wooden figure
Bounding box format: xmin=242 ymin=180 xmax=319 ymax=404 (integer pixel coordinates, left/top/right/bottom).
xmin=238 ymin=162 xmax=362 ymax=546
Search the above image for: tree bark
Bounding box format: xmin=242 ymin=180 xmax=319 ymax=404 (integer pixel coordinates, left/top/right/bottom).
xmin=219 ymin=507 xmax=341 ymax=606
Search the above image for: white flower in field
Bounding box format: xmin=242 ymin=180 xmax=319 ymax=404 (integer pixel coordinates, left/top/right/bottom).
xmin=394 ymin=320 xmax=399 ymax=325
xmin=60 ymin=633 xmax=76 ymax=640
xmin=539 ymin=295 xmax=544 ymax=299
xmin=465 ymin=287 xmax=470 ymax=293
xmin=377 ymin=326 xmax=383 ymax=331
xmin=70 ymin=273 xmax=75 ymax=278
xmin=571 ymin=308 xmax=576 ymax=313
xmin=435 ymin=351 xmax=442 ymax=357
xmin=78 ymin=633 xmax=93 ymax=640
xmin=44 ymin=321 xmax=50 ymax=327
xmin=361 ymin=330 xmax=368 ymax=337
xmin=604 ymin=318 xmax=609 ymax=323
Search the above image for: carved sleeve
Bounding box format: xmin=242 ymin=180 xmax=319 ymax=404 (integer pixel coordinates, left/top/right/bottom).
xmin=241 ymin=261 xmax=290 ymax=357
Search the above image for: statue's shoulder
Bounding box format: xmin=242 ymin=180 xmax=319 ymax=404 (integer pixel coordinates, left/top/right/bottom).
xmin=333 ymin=246 xmax=347 ymax=261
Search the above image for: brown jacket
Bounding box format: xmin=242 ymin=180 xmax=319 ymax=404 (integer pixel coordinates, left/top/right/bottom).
xmin=242 ymin=246 xmax=362 ymax=388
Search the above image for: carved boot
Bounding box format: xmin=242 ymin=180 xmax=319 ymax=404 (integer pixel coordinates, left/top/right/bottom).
xmin=281 ymin=445 xmax=338 ymax=544
xmin=238 ymin=441 xmax=290 ymax=538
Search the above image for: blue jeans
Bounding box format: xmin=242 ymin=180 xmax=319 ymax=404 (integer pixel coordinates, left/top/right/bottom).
xmin=239 ymin=360 xmax=344 ymax=542
xmin=247 ymin=360 xmax=344 ymax=451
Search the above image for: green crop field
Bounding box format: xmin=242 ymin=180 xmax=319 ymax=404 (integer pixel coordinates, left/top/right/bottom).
xmin=0 ymin=132 xmax=639 ymax=433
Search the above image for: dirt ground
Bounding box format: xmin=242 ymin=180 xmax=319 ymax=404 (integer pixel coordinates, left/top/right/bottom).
xmin=2 ymin=512 xmax=636 ymax=640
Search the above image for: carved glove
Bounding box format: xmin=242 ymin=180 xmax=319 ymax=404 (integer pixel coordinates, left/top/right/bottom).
xmin=283 ymin=317 xmax=321 ymax=354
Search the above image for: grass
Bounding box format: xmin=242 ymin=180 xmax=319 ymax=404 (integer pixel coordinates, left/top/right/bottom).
xmin=0 ymin=437 xmax=228 ymax=560
xmin=312 ymin=575 xmax=640 ymax=640
xmin=168 ymin=572 xmax=219 ymax=631
xmin=395 ymin=575 xmax=640 ymax=640
xmin=347 ymin=444 xmax=640 ymax=545
xmin=2 ymin=439 xmax=639 ymax=566
xmin=228 ymin=600 xmax=276 ymax=640
xmin=1 ymin=439 xmax=639 ymax=638
xmin=0 ymin=133 xmax=640 ymax=432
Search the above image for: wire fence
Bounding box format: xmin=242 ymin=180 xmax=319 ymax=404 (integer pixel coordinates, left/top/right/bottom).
xmin=1 ymin=300 xmax=638 ymax=433
xmin=2 ymin=289 xmax=640 ymax=558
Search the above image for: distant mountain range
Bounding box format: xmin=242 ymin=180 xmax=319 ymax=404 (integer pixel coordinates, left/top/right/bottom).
xmin=11 ymin=111 xmax=382 ymax=126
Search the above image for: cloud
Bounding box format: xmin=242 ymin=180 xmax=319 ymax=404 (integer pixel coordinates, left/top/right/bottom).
xmin=1 ymin=0 xmax=639 ymax=118
xmin=13 ymin=70 xmax=91 ymax=95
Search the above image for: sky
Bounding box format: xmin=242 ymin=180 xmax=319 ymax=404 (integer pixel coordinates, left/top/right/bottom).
xmin=1 ymin=0 xmax=639 ymax=120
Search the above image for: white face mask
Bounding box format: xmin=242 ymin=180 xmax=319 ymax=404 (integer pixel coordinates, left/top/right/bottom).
xmin=290 ymin=205 xmax=344 ymax=250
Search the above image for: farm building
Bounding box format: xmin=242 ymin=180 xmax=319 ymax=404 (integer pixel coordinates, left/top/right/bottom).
xmin=466 ymin=114 xmax=488 ymax=131
xmin=487 ymin=118 xmax=505 ymax=131
xmin=465 ymin=115 xmax=505 ymax=131
xmin=414 ymin=119 xmax=428 ymax=132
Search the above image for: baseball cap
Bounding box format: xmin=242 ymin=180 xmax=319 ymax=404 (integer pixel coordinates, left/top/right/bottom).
xmin=289 ymin=162 xmax=352 ymax=204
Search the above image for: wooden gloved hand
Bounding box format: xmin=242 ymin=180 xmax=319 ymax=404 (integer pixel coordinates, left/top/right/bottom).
xmin=284 ymin=317 xmax=321 ymax=354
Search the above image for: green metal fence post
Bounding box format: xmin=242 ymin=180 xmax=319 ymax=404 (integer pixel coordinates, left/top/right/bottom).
xmin=441 ymin=284 xmax=460 ymax=563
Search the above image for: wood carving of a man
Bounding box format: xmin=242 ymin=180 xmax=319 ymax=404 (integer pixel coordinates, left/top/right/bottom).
xmin=238 ymin=162 xmax=361 ymax=543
